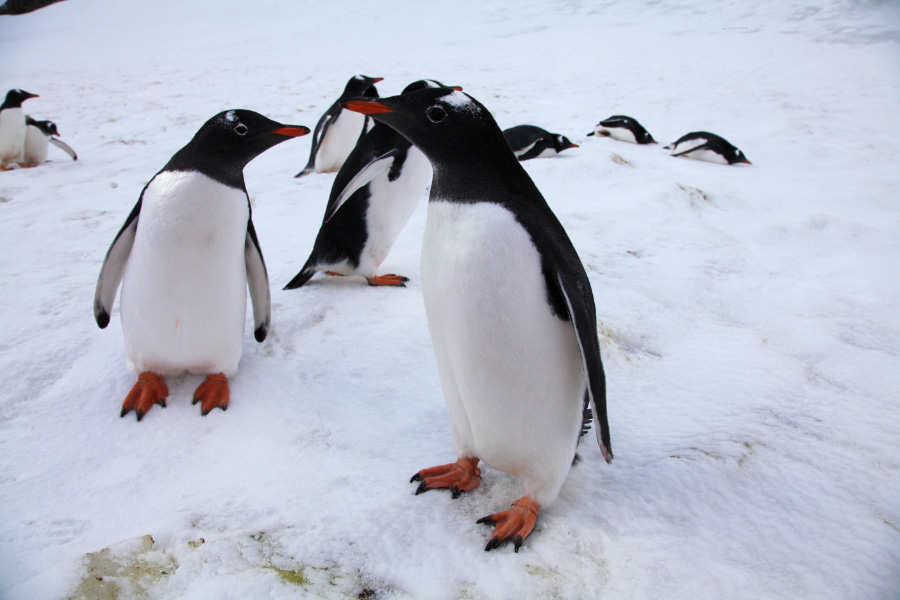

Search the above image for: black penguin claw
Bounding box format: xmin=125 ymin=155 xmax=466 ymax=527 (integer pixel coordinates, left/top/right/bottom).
xmin=484 ymin=537 xmax=501 ymax=552
xmin=514 ymin=535 xmax=523 ymax=553
xmin=414 ymin=481 xmax=428 ymax=495
xmin=475 ymin=515 xmax=494 ymax=526
xmin=135 ymin=409 xmax=144 ymax=422
xmin=451 ymin=486 xmax=462 ymax=499
xmin=191 ymin=397 xmax=200 ymax=405
xmin=410 ymin=472 xmax=422 ymax=483
xmin=120 ymin=407 xmax=129 ymax=418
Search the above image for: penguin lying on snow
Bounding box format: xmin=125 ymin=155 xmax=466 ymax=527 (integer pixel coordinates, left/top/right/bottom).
xmin=344 ymin=89 xmax=612 ymax=552
xmin=0 ymin=89 xmax=39 ymax=170
xmin=664 ymin=131 xmax=751 ymax=165
xmin=503 ymin=125 xmax=578 ymax=160
xmin=94 ymin=110 xmax=309 ymax=421
xmin=24 ymin=116 xmax=77 ymax=165
xmin=587 ymin=115 xmax=656 ymax=145
xmin=285 ymin=79 xmax=459 ymax=289
xmin=294 ymin=74 xmax=382 ymax=178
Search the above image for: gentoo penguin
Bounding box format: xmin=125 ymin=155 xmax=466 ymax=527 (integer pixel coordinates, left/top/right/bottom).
xmin=664 ymin=131 xmax=751 ymax=165
xmin=344 ymin=89 xmax=612 ymax=552
xmin=285 ymin=79 xmax=459 ymax=289
xmin=587 ymin=115 xmax=656 ymax=144
xmin=94 ymin=110 xmax=309 ymax=421
xmin=24 ymin=116 xmax=78 ymax=165
xmin=0 ymin=89 xmax=39 ymax=169
xmin=503 ymin=125 xmax=579 ymax=161
xmin=294 ymin=75 xmax=382 ymax=178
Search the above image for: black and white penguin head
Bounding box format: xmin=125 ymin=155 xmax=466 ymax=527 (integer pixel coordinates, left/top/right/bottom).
xmin=186 ymin=109 xmax=309 ymax=163
xmin=730 ymin=147 xmax=751 ymax=165
xmin=342 ymin=88 xmax=507 ymax=165
xmin=342 ymin=75 xmax=384 ymax=98
xmin=401 ymin=79 xmax=463 ymax=94
xmin=555 ymin=134 xmax=579 ymax=152
xmin=2 ymin=89 xmax=39 ymax=109
xmin=25 ymin=116 xmax=59 ymax=137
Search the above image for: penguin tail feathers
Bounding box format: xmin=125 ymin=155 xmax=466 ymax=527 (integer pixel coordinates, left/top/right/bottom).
xmin=283 ymin=266 xmax=316 ymax=290
xmin=294 ymin=168 xmax=312 ymax=178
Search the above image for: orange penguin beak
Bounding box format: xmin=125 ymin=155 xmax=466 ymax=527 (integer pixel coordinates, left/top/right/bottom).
xmin=272 ymin=126 xmax=311 ymax=137
xmin=341 ymin=100 xmax=397 ymax=115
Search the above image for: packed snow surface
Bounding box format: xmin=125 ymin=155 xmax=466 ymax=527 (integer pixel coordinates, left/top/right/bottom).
xmin=1 ymin=1 xmax=899 ymax=598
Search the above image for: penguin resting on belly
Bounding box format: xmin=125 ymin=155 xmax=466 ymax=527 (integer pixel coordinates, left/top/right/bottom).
xmin=344 ymin=89 xmax=612 ymax=552
xmin=94 ymin=110 xmax=309 ymax=420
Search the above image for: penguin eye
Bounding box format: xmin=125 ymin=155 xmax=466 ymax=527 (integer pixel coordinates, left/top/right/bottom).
xmin=234 ymin=123 xmax=249 ymax=135
xmin=426 ymin=106 xmax=447 ymax=123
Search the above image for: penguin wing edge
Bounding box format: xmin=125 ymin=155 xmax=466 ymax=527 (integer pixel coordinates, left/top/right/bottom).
xmin=323 ymin=150 xmax=398 ymax=223
xmin=49 ymin=137 xmax=77 ymax=160
xmin=245 ymin=219 xmax=271 ymax=343
xmin=556 ymin=272 xmax=612 ymax=463
xmin=94 ymin=201 xmax=140 ymax=328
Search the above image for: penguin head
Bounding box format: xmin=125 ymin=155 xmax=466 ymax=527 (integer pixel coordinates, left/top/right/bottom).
xmin=343 ymin=75 xmax=384 ymax=98
xmin=401 ymin=80 xmax=463 ymax=95
xmin=555 ymin=134 xmax=579 ymax=152
xmin=2 ymin=89 xmax=39 ymax=109
xmin=640 ymin=131 xmax=657 ymax=144
xmin=342 ymin=88 xmax=510 ymax=167
xmin=730 ymin=148 xmax=752 ymax=165
xmin=25 ymin=116 xmax=59 ymax=137
xmin=186 ymin=110 xmax=309 ymax=166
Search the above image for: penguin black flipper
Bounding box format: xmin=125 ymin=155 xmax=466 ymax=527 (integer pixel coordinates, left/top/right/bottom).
xmin=323 ymin=148 xmax=400 ymax=223
xmin=515 ymin=140 xmax=551 ymax=161
xmin=670 ymin=142 xmax=711 ymax=158
xmin=245 ymin=217 xmax=271 ymax=342
xmin=294 ymin=110 xmax=336 ymax=178
xmin=49 ymin=137 xmax=77 ymax=160
xmin=93 ymin=196 xmax=143 ymax=328
xmin=552 ymin=270 xmax=612 ymax=462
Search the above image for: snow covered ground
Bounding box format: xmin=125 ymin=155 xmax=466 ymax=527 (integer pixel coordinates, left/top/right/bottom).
xmin=1 ymin=0 xmax=899 ymax=598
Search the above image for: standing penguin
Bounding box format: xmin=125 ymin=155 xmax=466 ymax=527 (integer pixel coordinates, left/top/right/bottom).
xmin=24 ymin=116 xmax=78 ymax=165
xmin=94 ymin=110 xmax=309 ymax=421
xmin=344 ymin=89 xmax=612 ymax=552
xmin=664 ymin=131 xmax=751 ymax=165
xmin=294 ymin=75 xmax=382 ymax=178
xmin=587 ymin=115 xmax=656 ymax=145
xmin=503 ymin=125 xmax=579 ymax=161
xmin=0 ymin=89 xmax=39 ymax=169
xmin=285 ymin=79 xmax=459 ymax=289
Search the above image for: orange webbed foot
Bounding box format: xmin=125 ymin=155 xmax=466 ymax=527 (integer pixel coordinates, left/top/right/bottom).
xmin=325 ymin=271 xmax=345 ymax=277
xmin=410 ymin=456 xmax=481 ymax=499
xmin=121 ymin=372 xmax=169 ymax=421
xmin=192 ymin=373 xmax=229 ymax=416
xmin=476 ymin=496 xmax=540 ymax=552
xmin=367 ymin=273 xmax=409 ymax=287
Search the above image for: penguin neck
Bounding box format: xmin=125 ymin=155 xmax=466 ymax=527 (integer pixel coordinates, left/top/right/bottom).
xmin=428 ymin=149 xmax=535 ymax=205
xmin=162 ymin=146 xmax=247 ymax=192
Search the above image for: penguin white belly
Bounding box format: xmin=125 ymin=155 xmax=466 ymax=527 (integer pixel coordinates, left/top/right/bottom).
xmin=23 ymin=126 xmax=48 ymax=165
xmin=120 ymin=171 xmax=249 ymax=377
xmin=315 ymin=110 xmax=365 ymax=173
xmin=513 ymin=141 xmax=536 ymax=158
xmin=534 ymin=146 xmax=558 ymax=158
xmin=357 ymin=147 xmax=432 ymax=275
xmin=602 ymin=127 xmax=637 ymax=143
xmin=0 ymin=107 xmax=25 ymax=165
xmin=421 ymin=200 xmax=584 ymax=507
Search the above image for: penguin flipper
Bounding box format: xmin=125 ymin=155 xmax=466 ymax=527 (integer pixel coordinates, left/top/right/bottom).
xmin=94 ymin=199 xmax=141 ymax=328
xmin=245 ymin=219 xmax=271 ymax=342
xmin=555 ymin=272 xmax=612 ymax=463
xmin=49 ymin=137 xmax=77 ymax=160
xmin=323 ymin=149 xmax=398 ymax=223
xmin=517 ymin=140 xmax=550 ymax=161
xmin=671 ymin=142 xmax=711 ymax=157
xmin=295 ymin=108 xmax=336 ymax=177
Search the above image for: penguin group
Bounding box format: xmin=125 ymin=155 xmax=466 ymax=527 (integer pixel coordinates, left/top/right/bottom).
xmin=0 ymin=89 xmax=77 ymax=169
xmin=1 ymin=71 xmax=752 ymax=553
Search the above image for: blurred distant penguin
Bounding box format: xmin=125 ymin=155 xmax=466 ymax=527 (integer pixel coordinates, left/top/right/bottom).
xmin=285 ymin=79 xmax=459 ymax=289
xmin=24 ymin=116 xmax=78 ymax=165
xmin=503 ymin=125 xmax=579 ymax=160
xmin=344 ymin=88 xmax=612 ymax=552
xmin=0 ymin=89 xmax=39 ymax=169
xmin=294 ymin=75 xmax=382 ymax=177
xmin=587 ymin=115 xmax=656 ymax=145
xmin=94 ymin=110 xmax=309 ymax=421
xmin=664 ymin=131 xmax=751 ymax=165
